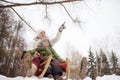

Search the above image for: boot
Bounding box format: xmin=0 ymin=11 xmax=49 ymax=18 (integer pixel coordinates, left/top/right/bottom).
xmin=47 ymin=74 xmax=53 ymax=78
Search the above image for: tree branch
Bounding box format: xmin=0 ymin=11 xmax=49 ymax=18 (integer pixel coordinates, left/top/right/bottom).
xmin=0 ymin=0 xmax=83 ymax=8
xmin=10 ymin=7 xmax=37 ymax=33
xmin=0 ymin=0 xmax=18 ymax=4
xmin=45 ymin=4 xmax=48 ymax=18
xmin=60 ymin=3 xmax=76 ymax=23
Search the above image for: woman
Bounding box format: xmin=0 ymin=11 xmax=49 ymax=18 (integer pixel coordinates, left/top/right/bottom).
xmin=27 ymin=22 xmax=66 ymax=79
xmin=36 ymin=38 xmax=66 ymax=78
xmin=34 ymin=22 xmax=66 ymax=48
xmin=28 ymin=22 xmax=66 ymax=57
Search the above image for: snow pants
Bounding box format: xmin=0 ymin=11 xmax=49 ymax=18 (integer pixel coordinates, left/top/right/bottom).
xmin=44 ymin=59 xmax=63 ymax=77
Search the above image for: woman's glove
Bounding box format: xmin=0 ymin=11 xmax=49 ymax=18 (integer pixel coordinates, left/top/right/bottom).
xmin=59 ymin=22 xmax=66 ymax=32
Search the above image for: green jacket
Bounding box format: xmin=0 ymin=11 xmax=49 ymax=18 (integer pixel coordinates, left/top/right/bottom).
xmin=28 ymin=47 xmax=65 ymax=62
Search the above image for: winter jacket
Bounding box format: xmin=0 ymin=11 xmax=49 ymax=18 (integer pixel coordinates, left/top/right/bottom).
xmin=28 ymin=47 xmax=65 ymax=62
xmin=34 ymin=30 xmax=62 ymax=48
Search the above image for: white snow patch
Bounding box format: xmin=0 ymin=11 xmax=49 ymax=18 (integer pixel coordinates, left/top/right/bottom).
xmin=0 ymin=74 xmax=120 ymax=80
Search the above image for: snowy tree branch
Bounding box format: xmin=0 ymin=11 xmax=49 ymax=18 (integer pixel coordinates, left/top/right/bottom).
xmin=0 ymin=0 xmax=17 ymax=4
xmin=45 ymin=4 xmax=48 ymax=18
xmin=60 ymin=3 xmax=76 ymax=23
xmin=10 ymin=7 xmax=37 ymax=33
xmin=0 ymin=0 xmax=83 ymax=8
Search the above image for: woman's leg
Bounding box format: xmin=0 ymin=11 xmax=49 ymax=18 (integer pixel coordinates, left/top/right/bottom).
xmin=51 ymin=59 xmax=63 ymax=76
xmin=44 ymin=65 xmax=52 ymax=77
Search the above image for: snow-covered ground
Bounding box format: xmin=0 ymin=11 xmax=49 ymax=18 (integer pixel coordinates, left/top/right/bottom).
xmin=0 ymin=74 xmax=120 ymax=80
xmin=0 ymin=75 xmax=71 ymax=80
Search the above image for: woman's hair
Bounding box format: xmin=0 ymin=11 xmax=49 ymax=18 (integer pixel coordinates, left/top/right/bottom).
xmin=34 ymin=37 xmax=39 ymax=41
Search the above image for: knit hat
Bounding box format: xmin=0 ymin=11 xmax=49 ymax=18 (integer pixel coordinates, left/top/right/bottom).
xmin=37 ymin=29 xmax=45 ymax=36
xmin=39 ymin=38 xmax=52 ymax=47
xmin=34 ymin=29 xmax=45 ymax=41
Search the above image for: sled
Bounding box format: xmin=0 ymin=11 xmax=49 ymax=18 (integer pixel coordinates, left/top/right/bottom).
xmin=38 ymin=56 xmax=70 ymax=79
xmin=38 ymin=55 xmax=52 ymax=78
xmin=32 ymin=55 xmax=70 ymax=79
xmin=65 ymin=57 xmax=70 ymax=80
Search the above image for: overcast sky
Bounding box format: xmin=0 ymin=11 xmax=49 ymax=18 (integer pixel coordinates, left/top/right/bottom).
xmin=8 ymin=0 xmax=120 ymax=59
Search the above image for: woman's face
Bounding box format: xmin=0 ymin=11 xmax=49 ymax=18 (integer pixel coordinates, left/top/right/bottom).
xmin=38 ymin=31 xmax=46 ymax=39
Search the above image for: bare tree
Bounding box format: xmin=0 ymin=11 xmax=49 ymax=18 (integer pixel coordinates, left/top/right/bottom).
xmin=0 ymin=8 xmax=26 ymax=77
xmin=96 ymin=51 xmax=102 ymax=76
xmin=69 ymin=50 xmax=82 ymax=80
xmin=99 ymin=49 xmax=110 ymax=76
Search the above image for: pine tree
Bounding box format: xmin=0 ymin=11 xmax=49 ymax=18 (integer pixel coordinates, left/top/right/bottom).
xmin=88 ymin=47 xmax=96 ymax=68
xmin=99 ymin=49 xmax=109 ymax=75
xmin=87 ymin=47 xmax=97 ymax=80
xmin=96 ymin=51 xmax=102 ymax=76
xmin=110 ymin=51 xmax=118 ymax=73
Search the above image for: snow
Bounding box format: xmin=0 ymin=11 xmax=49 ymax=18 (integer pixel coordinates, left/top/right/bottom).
xmin=0 ymin=74 xmax=120 ymax=80
xmin=0 ymin=75 xmax=54 ymax=80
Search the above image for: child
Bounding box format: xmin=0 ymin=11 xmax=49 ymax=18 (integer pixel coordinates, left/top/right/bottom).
xmin=31 ymin=38 xmax=66 ymax=79
xmin=22 ymin=22 xmax=66 ymax=79
xmin=38 ymin=38 xmax=66 ymax=77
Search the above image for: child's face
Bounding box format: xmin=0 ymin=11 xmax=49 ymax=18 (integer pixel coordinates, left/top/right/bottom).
xmin=42 ymin=40 xmax=49 ymax=47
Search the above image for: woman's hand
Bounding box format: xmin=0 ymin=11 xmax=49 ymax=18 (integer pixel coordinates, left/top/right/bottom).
xmin=59 ymin=22 xmax=66 ymax=32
